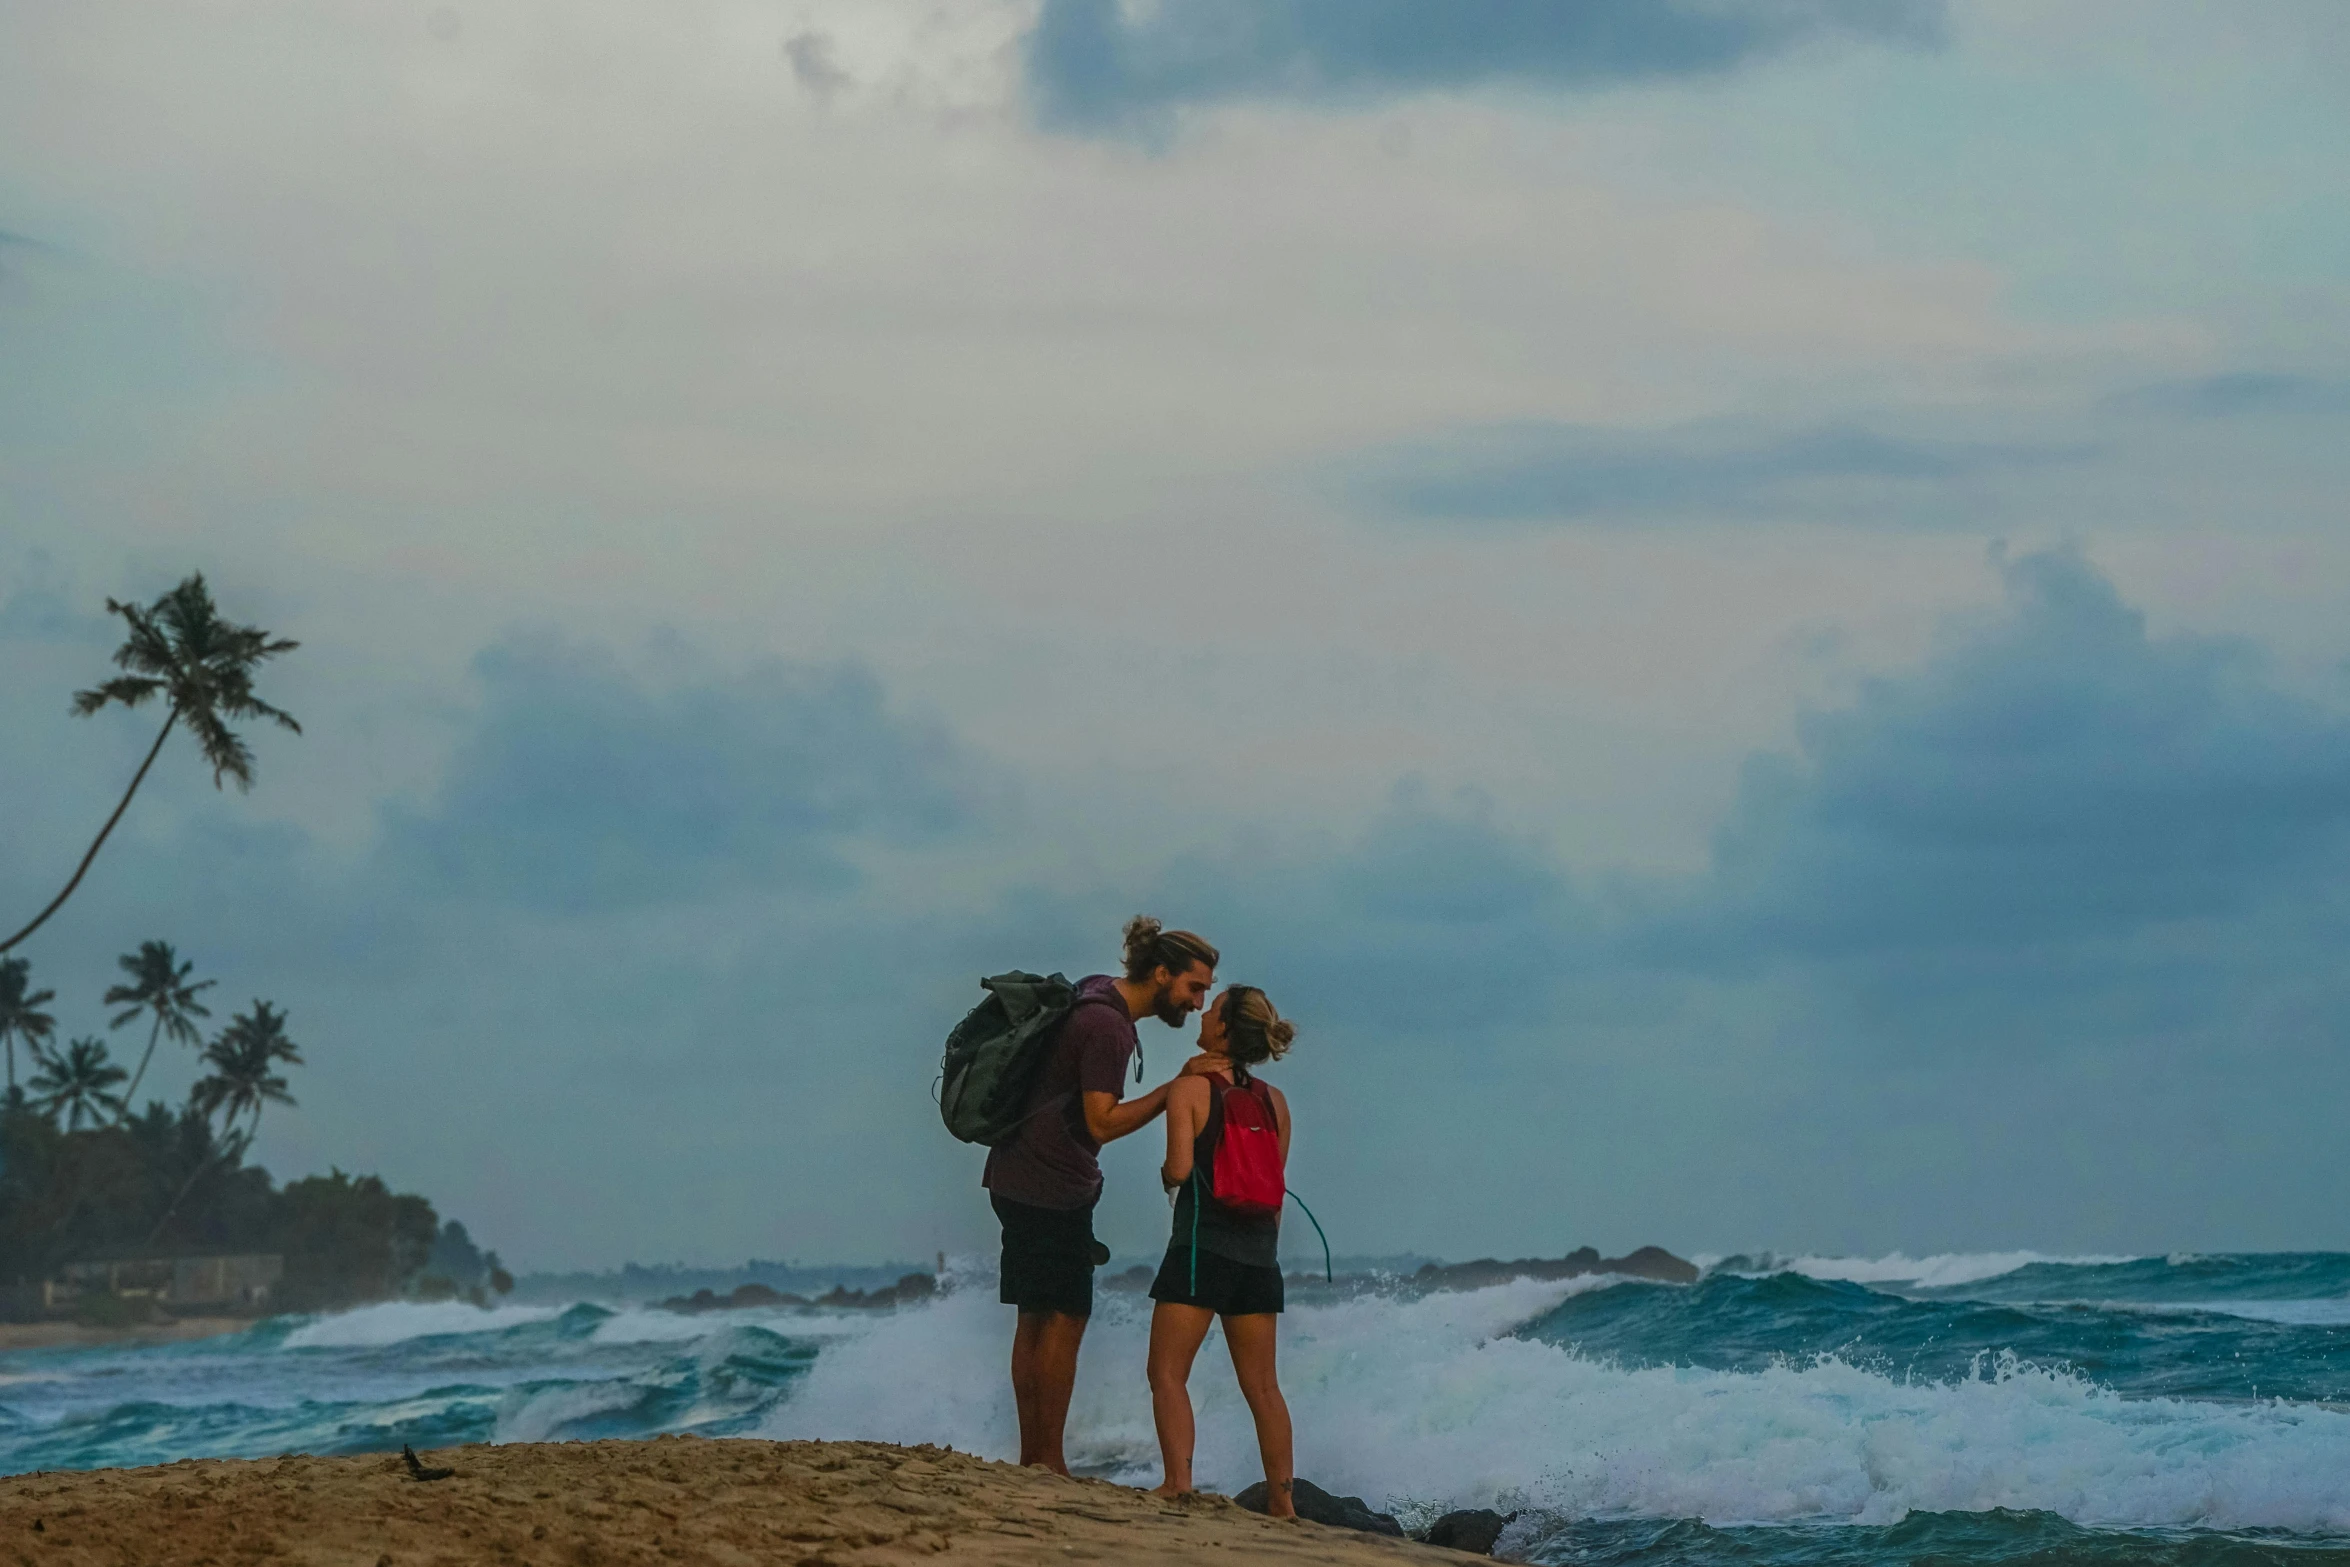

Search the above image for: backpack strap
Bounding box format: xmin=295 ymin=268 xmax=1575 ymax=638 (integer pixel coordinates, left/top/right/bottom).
xmin=1066 ymin=989 xmax=1143 ymax=1082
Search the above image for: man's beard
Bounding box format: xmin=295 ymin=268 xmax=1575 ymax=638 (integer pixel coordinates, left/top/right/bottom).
xmin=1152 ymin=991 xmax=1191 ymax=1028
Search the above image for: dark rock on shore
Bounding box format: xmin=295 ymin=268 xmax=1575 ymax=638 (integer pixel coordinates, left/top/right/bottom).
xmin=815 ymin=1272 xmax=937 ymax=1309
xmin=1424 ymin=1508 xmax=1517 ymax=1554
xmin=1413 ymin=1244 xmax=1697 ymax=1291
xmin=659 ymin=1273 xmax=936 ymax=1313
xmin=1234 ymin=1479 xmax=1402 ymax=1536
xmin=660 ymin=1283 xmax=810 ymax=1312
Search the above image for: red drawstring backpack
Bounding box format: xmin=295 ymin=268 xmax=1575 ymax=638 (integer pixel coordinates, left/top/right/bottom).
xmin=1184 ymin=1072 xmax=1333 ymax=1292
xmin=1206 ymin=1073 xmax=1284 ymax=1217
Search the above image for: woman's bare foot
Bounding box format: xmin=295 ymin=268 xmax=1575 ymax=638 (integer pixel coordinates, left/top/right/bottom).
xmin=1264 ymin=1478 xmax=1297 ymax=1519
xmin=1150 ymin=1481 xmax=1194 ymax=1501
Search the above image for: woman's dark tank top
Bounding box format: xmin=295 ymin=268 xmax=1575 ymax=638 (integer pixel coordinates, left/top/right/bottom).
xmin=1170 ymin=1072 xmax=1281 ymax=1269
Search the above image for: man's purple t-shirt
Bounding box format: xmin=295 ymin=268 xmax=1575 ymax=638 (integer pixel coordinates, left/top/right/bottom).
xmin=982 ymin=975 xmax=1137 ymax=1211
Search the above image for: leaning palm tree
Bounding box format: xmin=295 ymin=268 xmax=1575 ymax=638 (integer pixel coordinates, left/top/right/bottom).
xmin=191 ymin=1000 xmax=303 ymax=1147
xmin=28 ymin=1036 xmax=130 ymax=1131
xmin=0 ymin=575 xmax=300 ymax=956
xmin=105 ymin=940 xmax=216 ymax=1114
xmin=0 ymin=956 xmax=59 ymax=1093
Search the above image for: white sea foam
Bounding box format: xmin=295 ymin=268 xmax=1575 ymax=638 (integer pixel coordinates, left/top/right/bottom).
xmin=493 ymin=1377 xmax=650 ymax=1443
xmin=1763 ymin=1252 xmax=2137 ymax=1289
xmin=585 ymin=1306 xmax=884 ymax=1347
xmin=280 ymin=1300 xmax=560 ymax=1350
xmin=761 ymin=1278 xmax=2350 ymax=1533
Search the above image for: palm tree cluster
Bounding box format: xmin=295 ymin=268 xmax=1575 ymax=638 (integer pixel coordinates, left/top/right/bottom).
xmin=0 ymin=948 xmax=461 ymax=1312
xmin=0 ymin=945 xmax=305 ymax=1257
xmin=1 ymin=945 xmax=280 ymax=1142
xmin=0 ymin=572 xmax=492 ymax=1314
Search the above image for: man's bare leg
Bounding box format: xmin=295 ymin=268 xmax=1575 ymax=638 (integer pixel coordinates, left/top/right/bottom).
xmin=1146 ymin=1303 xmax=1217 ymax=1498
xmin=1223 ymin=1313 xmax=1294 ymax=1518
xmin=1010 ymin=1309 xmax=1088 ymax=1474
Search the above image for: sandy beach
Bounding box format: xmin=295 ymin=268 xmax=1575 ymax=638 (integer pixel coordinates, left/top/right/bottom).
xmin=0 ymin=1317 xmax=250 ymax=1353
xmin=0 ymin=1435 xmax=1476 ymax=1565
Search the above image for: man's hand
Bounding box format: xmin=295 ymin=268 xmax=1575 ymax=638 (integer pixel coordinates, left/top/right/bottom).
xmin=1179 ymin=1053 xmax=1229 ymax=1078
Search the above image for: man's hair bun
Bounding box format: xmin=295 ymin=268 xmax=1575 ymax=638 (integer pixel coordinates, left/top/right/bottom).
xmin=1121 ymin=915 xmax=1220 ymax=982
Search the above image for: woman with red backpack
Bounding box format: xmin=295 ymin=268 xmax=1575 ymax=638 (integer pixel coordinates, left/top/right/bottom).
xmin=1146 ymin=984 xmax=1298 ymax=1517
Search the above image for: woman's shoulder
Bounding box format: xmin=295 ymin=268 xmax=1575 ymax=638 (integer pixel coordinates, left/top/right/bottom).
xmin=1168 ymin=1070 xmax=1215 ymax=1105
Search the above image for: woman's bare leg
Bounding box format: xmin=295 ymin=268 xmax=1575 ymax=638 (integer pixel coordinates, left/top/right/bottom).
xmin=1146 ymin=1303 xmax=1217 ymax=1497
xmin=1221 ymin=1313 xmax=1294 ymax=1518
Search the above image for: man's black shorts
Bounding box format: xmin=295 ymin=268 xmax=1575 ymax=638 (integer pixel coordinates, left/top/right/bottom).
xmin=1148 ymin=1244 xmax=1285 ymax=1317
xmin=992 ymin=1194 xmax=1101 ymax=1318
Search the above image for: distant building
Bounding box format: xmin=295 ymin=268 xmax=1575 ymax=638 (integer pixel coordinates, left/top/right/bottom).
xmin=31 ymin=1254 xmax=286 ymax=1316
xmin=169 ymin=1254 xmax=284 ymax=1311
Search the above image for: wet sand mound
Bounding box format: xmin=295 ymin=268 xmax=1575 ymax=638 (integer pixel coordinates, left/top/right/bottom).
xmin=0 ymin=1435 xmax=1471 ymax=1565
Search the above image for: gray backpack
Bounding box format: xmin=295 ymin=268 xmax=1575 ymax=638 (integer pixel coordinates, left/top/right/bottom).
xmin=938 ymin=972 xmax=1124 ymax=1146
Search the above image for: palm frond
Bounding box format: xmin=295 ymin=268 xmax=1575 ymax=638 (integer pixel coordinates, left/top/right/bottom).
xmin=184 ymin=702 xmax=259 ymax=790
xmin=70 ymin=675 xmax=164 ymax=715
xmin=77 ymin=575 xmax=301 ymax=790
xmin=30 ymin=1035 xmax=130 ymax=1129
xmin=0 ymin=958 xmax=59 ymax=1044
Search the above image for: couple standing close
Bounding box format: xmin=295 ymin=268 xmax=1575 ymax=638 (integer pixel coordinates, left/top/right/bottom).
xmin=982 ymin=917 xmax=1299 ymax=1515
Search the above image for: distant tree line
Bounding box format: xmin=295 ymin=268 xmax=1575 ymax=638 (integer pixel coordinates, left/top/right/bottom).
xmin=0 ymin=575 xmax=506 ymax=1316
xmin=0 ymin=943 xmax=504 ymax=1313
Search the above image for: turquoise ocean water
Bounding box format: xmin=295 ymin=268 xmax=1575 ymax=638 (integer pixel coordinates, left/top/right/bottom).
xmin=4 ymin=1250 xmax=2347 ymax=1565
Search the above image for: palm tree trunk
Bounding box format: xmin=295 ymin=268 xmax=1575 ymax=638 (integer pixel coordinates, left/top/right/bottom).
xmin=0 ymin=708 xmax=179 ymax=957
xmin=145 ymin=1123 xmax=252 ymax=1249
xmin=118 ymin=1013 xmax=166 ymax=1119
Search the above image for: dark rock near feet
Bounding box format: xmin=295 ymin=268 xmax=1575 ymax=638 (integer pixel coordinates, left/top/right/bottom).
xmin=1234 ymin=1479 xmax=1402 ymax=1536
xmin=1425 ymin=1507 xmax=1517 ymax=1554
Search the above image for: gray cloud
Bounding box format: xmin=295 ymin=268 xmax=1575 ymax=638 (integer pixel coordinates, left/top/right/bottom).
xmin=1152 ymin=786 xmax=1589 ymax=1036
xmin=1654 ymin=547 xmax=2350 ymax=971
xmin=783 ymin=31 xmax=850 ymax=100
xmin=1026 ymin=0 xmax=1946 ymax=133
xmin=2107 ymin=372 xmax=2350 ymax=420
xmin=10 ymin=556 xmax=2350 ymax=1262
xmin=1363 ymin=421 xmax=2088 ymax=524
xmin=382 ymin=638 xmax=982 ymax=914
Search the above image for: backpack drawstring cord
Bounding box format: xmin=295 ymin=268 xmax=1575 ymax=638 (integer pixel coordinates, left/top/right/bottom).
xmin=1188 ymin=1170 xmax=1202 ymax=1296
xmin=1285 ymin=1189 xmax=1332 ymax=1283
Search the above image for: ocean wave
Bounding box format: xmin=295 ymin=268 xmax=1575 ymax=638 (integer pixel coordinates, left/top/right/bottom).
xmin=2105 ymin=1298 xmax=2350 ymax=1328
xmin=494 ymin=1378 xmax=654 ymax=1444
xmin=12 ymin=1253 xmax=2350 ymax=1543
xmin=279 ymin=1301 xmax=563 ymax=1350
xmin=1740 ymin=1252 xmax=2139 ymax=1290
xmin=1527 ymin=1268 xmax=2350 ymax=1404
xmin=760 ymin=1277 xmax=2350 ymax=1534
xmin=584 ymin=1306 xmax=887 ymax=1347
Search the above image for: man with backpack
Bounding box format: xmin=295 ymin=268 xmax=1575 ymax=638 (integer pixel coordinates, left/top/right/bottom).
xmin=962 ymin=916 xmax=1220 ymax=1475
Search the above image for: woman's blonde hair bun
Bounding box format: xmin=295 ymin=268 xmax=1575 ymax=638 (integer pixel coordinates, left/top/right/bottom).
xmin=1222 ymin=986 xmax=1294 ymax=1066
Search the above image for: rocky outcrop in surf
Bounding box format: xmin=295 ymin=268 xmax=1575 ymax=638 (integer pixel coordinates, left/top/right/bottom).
xmin=658 ymin=1273 xmax=937 ymax=1313
xmin=1411 ymin=1245 xmax=1698 ymax=1290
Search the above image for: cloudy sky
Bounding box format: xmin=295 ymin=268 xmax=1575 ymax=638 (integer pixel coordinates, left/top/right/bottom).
xmin=5 ymin=0 xmax=2349 ymax=1271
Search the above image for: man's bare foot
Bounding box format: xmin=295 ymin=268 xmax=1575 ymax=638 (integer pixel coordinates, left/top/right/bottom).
xmin=1026 ymin=1459 xmax=1072 ymax=1477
